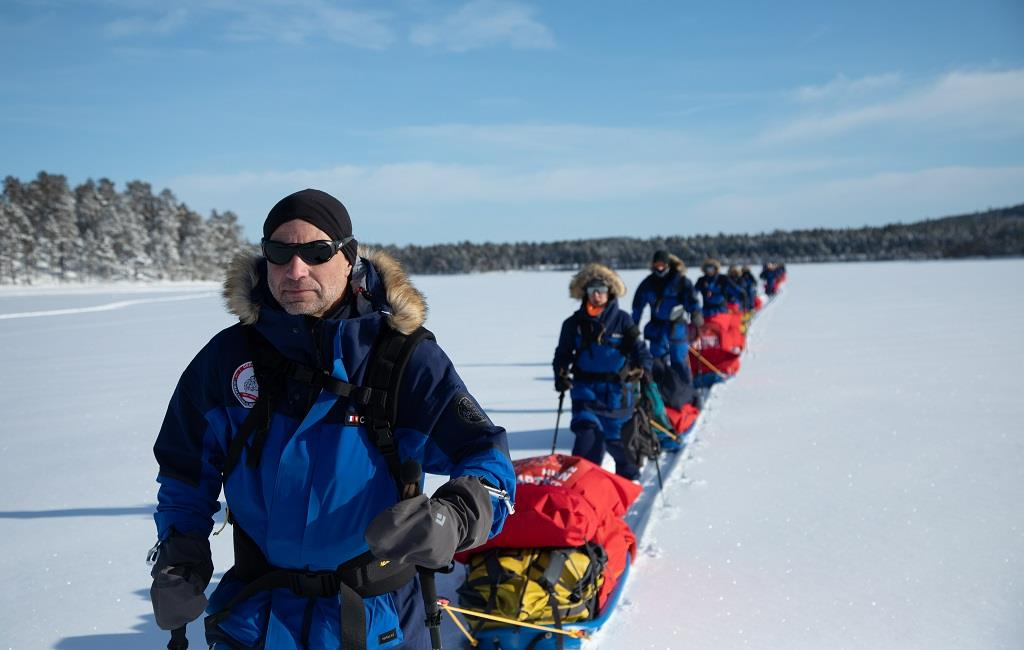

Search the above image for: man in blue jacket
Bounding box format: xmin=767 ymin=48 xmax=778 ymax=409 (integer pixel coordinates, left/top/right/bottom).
xmin=695 ymin=258 xmax=744 ymax=317
xmin=149 ymin=189 xmax=515 ymax=649
xmin=553 ymin=263 xmax=653 ymax=479
xmin=631 ymin=250 xmax=701 ymax=410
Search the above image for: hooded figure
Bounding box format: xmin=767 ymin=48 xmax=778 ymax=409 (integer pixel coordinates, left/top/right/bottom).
xmin=149 ymin=189 xmax=515 ymax=650
xmin=553 ymin=263 xmax=653 ymax=479
xmin=631 ymin=251 xmax=701 ymax=409
xmin=739 ymin=266 xmax=758 ymax=311
xmin=696 ymin=257 xmax=744 ymax=317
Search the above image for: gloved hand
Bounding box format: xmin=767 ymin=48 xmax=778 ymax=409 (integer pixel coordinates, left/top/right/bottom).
xmin=365 ymin=476 xmax=494 ymax=569
xmin=555 ymin=374 xmax=572 ymax=392
xmin=690 ymin=311 xmax=704 ymax=327
xmin=149 ymin=532 xmax=214 ymax=630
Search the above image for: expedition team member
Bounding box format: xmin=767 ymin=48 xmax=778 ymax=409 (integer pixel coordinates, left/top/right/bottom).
xmin=149 ymin=189 xmax=515 ymax=649
xmin=553 ymin=263 xmax=653 ymax=479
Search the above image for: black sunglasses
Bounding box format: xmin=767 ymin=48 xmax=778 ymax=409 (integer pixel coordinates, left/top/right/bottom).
xmin=261 ymin=237 xmax=353 ymax=266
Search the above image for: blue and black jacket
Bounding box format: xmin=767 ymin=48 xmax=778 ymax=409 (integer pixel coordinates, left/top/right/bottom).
xmin=153 ymin=248 xmax=515 ymax=649
xmin=631 ymin=261 xmax=699 ymax=358
xmin=553 ymin=297 xmax=653 ymax=430
xmin=695 ymin=273 xmax=744 ymax=317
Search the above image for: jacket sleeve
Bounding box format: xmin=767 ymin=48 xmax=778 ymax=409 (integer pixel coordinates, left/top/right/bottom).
xmin=552 ymin=315 xmax=577 ymax=380
xmin=152 ymin=340 xmax=229 ymax=540
xmin=395 ymin=340 xmax=516 ymax=539
xmin=624 ymin=313 xmax=653 ymax=372
xmin=723 ymin=276 xmax=744 ymax=303
xmin=631 ymin=278 xmax=648 ymax=324
xmin=680 ymin=277 xmax=699 ymax=314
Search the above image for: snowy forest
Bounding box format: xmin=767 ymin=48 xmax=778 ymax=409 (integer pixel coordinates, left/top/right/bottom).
xmin=382 ymin=203 xmax=1024 ymax=274
xmin=0 ymin=172 xmax=248 ymax=283
xmin=1 ymin=171 xmax=1022 ymax=283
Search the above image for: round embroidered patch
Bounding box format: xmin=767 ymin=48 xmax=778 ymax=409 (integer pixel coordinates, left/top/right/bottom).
xmin=232 ymin=361 xmax=259 ymax=408
xmin=455 ymin=394 xmax=488 ymax=424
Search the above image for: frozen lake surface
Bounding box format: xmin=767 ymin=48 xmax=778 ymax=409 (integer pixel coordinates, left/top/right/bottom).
xmin=0 ymin=260 xmax=1021 ymax=649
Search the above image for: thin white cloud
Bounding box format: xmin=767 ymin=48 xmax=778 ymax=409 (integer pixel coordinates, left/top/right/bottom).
xmin=795 ymin=73 xmax=902 ymax=103
xmin=105 ymin=9 xmax=188 ymax=37
xmin=224 ymin=4 xmax=394 ymax=49
xmin=410 ymin=0 xmax=554 ymax=52
xmin=765 ymin=68 xmax=1024 ymax=143
xmin=101 ymin=0 xmax=395 ymax=49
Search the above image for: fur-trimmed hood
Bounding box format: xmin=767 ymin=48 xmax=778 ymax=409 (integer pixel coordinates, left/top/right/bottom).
xmin=222 ymin=245 xmax=426 ymax=334
xmin=664 ymin=253 xmax=686 ymax=275
xmin=569 ymin=263 xmax=627 ymax=300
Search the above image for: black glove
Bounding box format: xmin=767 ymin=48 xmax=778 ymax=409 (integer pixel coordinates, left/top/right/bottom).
xmin=149 ymin=532 xmax=214 ymax=630
xmin=690 ymin=311 xmax=704 ymax=327
xmin=555 ymin=374 xmax=572 ymax=392
xmin=365 ymin=476 xmax=494 ymax=569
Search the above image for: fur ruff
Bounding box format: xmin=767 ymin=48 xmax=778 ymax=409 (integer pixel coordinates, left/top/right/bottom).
xmin=222 ymin=246 xmax=427 ymax=334
xmin=569 ymin=263 xmax=627 ymax=300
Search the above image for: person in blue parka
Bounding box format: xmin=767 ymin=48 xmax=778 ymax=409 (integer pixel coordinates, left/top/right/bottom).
xmin=760 ymin=261 xmax=783 ymax=296
xmin=740 ymin=266 xmax=759 ymax=311
xmin=553 ymin=263 xmax=653 ymax=479
xmin=695 ymin=258 xmax=744 ymax=317
xmin=631 ymin=250 xmax=702 ymax=410
xmin=149 ymin=189 xmax=515 ymax=650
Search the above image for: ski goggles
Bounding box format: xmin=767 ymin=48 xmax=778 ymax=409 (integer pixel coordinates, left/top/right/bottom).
xmin=586 ymin=284 xmax=609 ymax=295
xmin=261 ymin=236 xmax=353 ymax=266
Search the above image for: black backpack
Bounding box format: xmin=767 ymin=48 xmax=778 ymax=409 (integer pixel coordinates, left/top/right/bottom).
xmin=620 ymin=384 xmax=660 ymax=468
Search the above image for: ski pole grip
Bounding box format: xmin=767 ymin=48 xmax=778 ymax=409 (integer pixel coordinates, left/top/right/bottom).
xmin=167 ymin=626 xmax=188 ymax=650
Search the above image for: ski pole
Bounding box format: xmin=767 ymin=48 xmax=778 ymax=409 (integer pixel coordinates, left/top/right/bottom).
xmin=167 ymin=626 xmax=188 ymax=650
xmin=550 ymin=390 xmax=566 ymax=455
xmin=654 ymin=453 xmax=663 ymax=491
xmin=400 ymin=460 xmax=443 ymax=650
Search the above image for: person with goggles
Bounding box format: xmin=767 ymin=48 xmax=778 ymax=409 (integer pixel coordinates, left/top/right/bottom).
xmin=149 ymin=188 xmax=515 ymax=650
xmin=553 ymin=264 xmax=653 ymax=480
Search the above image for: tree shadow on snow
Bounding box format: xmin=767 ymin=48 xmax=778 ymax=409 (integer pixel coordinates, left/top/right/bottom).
xmin=0 ymin=505 xmax=155 ymax=519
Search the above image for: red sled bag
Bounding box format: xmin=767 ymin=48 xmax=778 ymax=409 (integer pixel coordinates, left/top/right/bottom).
xmin=513 ymin=454 xmax=642 ymax=517
xmin=454 ymin=483 xmax=601 ymax=562
xmin=664 ymin=403 xmax=700 ymax=434
xmin=592 ymin=516 xmax=636 ymax=609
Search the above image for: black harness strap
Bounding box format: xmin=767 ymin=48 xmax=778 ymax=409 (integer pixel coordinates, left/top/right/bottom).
xmin=362 ymin=326 xmax=435 ymax=495
xmin=212 ymin=323 xmax=435 ymax=649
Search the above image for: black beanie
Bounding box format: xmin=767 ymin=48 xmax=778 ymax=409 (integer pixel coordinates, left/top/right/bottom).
xmin=263 ymin=189 xmax=358 ymax=265
xmin=652 ymin=250 xmax=671 ymax=265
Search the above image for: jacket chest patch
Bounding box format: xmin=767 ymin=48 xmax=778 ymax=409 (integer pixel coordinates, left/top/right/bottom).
xmin=232 ymin=361 xmax=259 ymax=408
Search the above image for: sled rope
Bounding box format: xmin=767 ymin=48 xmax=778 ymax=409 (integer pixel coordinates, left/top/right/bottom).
xmin=438 ymin=598 xmax=588 ymax=642
xmin=439 ymin=599 xmax=479 ymax=647
xmin=688 ymin=345 xmax=728 ymax=380
xmin=649 ymin=418 xmax=678 ymax=440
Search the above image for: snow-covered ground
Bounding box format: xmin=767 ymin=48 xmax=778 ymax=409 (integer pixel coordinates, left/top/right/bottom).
xmin=1 ymin=260 xmax=1022 ymax=649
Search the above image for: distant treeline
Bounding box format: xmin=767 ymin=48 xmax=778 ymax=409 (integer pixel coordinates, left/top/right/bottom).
xmin=0 ymin=172 xmax=249 ymax=283
xmin=379 ymin=203 xmax=1024 ymax=274
xmin=2 ymin=171 xmax=1021 ymax=283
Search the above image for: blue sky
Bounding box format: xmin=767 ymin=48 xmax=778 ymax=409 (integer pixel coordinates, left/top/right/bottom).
xmin=2 ymin=0 xmax=1022 ymax=245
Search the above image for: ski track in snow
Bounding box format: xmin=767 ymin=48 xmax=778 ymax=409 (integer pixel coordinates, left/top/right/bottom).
xmin=0 ymin=292 xmax=217 ymax=320
xmin=1 ymin=261 xmax=1023 ymax=649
